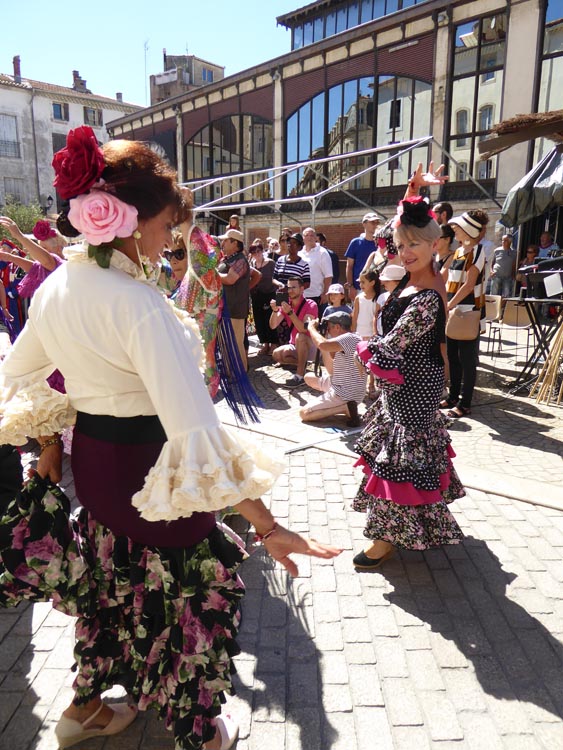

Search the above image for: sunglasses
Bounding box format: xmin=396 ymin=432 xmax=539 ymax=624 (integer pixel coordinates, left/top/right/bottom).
xmin=163 ymin=249 xmax=186 ymax=261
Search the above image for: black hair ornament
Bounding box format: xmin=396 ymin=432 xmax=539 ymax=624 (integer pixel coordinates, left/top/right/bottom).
xmin=395 ymin=197 xmax=436 ymax=229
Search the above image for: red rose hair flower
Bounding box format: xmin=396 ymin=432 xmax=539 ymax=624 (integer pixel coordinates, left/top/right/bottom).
xmin=32 ymin=220 xmax=57 ymax=241
xmin=52 ymin=126 xmax=105 ymax=200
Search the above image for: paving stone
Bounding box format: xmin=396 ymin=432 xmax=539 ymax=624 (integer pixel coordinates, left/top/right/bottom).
xmin=323 ymin=711 xmax=357 ymax=750
xmin=249 ymin=721 xmax=286 ymax=750
xmin=355 ymin=706 xmax=394 ymax=750
xmin=382 ymin=677 xmax=424 ymax=726
xmin=319 ymin=652 xmax=349 ymax=684
xmin=400 ymin=625 xmax=432 ymax=652
xmin=348 ymin=664 xmax=385 ymax=706
xmin=417 ymin=693 xmax=463 ymax=742
xmin=253 ymin=674 xmax=286 ymax=722
xmin=429 ymin=631 xmax=469 ymax=668
xmin=344 ymin=642 xmax=377 ymax=664
xmin=484 ymin=695 xmax=535 ymax=735
xmin=338 ymin=595 xmax=368 ymax=619
xmin=457 ymin=712 xmax=504 ymax=750
xmin=405 ymin=649 xmax=445 ymax=691
xmin=285 ymin=708 xmax=321 ymax=750
xmin=392 ymin=725 xmax=432 ymax=750
xmin=321 ymin=683 xmax=353 ymax=712
xmin=373 ymin=637 xmax=409 ymax=678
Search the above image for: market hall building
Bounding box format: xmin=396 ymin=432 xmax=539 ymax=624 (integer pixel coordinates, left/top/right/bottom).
xmin=106 ymin=0 xmax=563 ymax=250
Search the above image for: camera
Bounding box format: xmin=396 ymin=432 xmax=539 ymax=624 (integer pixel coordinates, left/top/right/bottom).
xmin=275 ymin=289 xmax=289 ymax=306
xmin=304 ymin=320 xmax=328 ymax=335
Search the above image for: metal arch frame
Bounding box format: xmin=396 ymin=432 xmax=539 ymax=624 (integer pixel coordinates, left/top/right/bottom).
xmin=183 ymin=135 xmax=501 ymax=224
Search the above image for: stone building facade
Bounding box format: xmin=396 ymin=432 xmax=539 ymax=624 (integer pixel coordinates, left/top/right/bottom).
xmin=0 ymin=57 xmax=139 ymax=210
xmin=106 ymin=0 xmax=562 ymax=255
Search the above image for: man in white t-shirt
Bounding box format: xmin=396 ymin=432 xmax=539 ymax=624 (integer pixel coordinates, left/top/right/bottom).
xmin=299 ymin=311 xmax=366 ymax=426
xmin=300 ymin=227 xmax=333 ymax=307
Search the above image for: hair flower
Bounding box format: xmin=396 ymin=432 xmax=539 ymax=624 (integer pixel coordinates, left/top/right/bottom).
xmin=68 ymin=190 xmax=138 ymax=245
xmin=32 ymin=220 xmax=57 ymax=241
xmin=52 ymin=126 xmax=105 ymax=200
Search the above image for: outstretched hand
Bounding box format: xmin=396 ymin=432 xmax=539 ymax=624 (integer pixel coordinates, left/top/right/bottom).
xmin=0 ymin=216 xmax=24 ymax=242
xmin=409 ymin=162 xmax=448 ymax=190
xmin=262 ymin=523 xmax=342 ymax=577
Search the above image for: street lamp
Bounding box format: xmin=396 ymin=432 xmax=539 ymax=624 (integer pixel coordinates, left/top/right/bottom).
xmin=41 ymin=195 xmax=54 ymax=215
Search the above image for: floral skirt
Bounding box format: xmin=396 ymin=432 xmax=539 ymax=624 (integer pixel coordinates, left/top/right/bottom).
xmin=0 ymin=475 xmax=245 ymax=750
xmin=352 ymin=401 xmax=465 ymax=550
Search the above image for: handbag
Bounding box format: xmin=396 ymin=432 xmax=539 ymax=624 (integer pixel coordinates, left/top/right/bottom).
xmin=446 ymin=246 xmax=483 ymax=340
xmin=445 ymin=307 xmax=481 ymax=340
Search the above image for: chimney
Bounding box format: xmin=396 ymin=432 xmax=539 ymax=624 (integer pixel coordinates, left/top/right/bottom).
xmin=116 ymin=92 xmax=123 ymax=102
xmin=72 ymin=70 xmax=90 ymax=93
xmin=13 ymin=55 xmax=21 ymax=83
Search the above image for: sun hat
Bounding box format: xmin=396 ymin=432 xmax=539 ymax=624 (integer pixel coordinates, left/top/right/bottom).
xmin=449 ymin=212 xmax=484 ymax=239
xmin=217 ymin=228 xmax=244 ymax=242
xmin=379 ymin=265 xmax=406 ymax=281
xmin=327 ymin=283 xmax=345 ymax=295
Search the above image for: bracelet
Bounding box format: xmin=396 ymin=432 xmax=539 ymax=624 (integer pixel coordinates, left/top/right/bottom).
xmin=254 ymin=522 xmax=278 ymax=543
xmin=39 ymin=437 xmax=62 ymax=452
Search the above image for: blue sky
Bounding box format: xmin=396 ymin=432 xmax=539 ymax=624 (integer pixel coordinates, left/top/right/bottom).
xmin=1 ymin=1 xmax=300 ymax=105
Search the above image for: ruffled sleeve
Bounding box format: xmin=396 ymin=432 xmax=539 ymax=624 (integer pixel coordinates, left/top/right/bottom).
xmin=132 ymin=423 xmax=284 ymax=521
xmin=363 ymin=290 xmax=441 ymax=387
xmin=126 ymin=295 xmax=283 ymax=521
xmin=0 ymin=315 xmax=76 ymax=446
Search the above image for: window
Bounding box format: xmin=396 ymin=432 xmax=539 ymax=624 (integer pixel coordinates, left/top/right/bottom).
xmin=286 ymin=74 xmax=431 ymax=193
xmin=477 ymin=160 xmax=493 ymax=179
xmin=457 ymin=162 xmax=468 ymax=181
xmin=449 ymin=13 xmax=505 ymax=182
xmin=3 ymin=177 xmax=25 ymax=203
xmin=186 ymin=114 xmax=273 ymax=203
xmin=202 ymin=67 xmax=214 ymax=83
xmin=83 ymin=107 xmax=103 ymax=127
xmin=535 ymin=1 xmax=563 ymax=162
xmin=481 ymin=57 xmax=496 ymax=82
xmin=0 ymin=114 xmax=20 ymax=158
xmin=52 ymin=102 xmax=69 ymax=121
xmin=478 ymin=105 xmax=493 ymax=133
xmin=388 ymin=142 xmax=400 ymax=171
xmin=455 ymin=109 xmax=469 ymax=146
xmin=389 ymin=99 xmax=402 ymax=129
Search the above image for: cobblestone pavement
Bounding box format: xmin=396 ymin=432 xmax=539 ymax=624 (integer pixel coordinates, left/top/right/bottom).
xmin=1 ymin=330 xmax=562 ymax=749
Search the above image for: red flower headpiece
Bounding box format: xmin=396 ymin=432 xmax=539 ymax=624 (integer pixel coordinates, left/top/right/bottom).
xmin=52 ymin=126 xmax=105 ymax=200
xmin=32 ymin=220 xmax=57 ymax=241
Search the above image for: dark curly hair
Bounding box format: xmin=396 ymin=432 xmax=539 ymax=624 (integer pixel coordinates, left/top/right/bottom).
xmin=57 ymin=140 xmax=191 ymax=237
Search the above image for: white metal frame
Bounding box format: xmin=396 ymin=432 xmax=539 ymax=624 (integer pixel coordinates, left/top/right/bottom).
xmin=183 ymin=135 xmax=501 ymax=224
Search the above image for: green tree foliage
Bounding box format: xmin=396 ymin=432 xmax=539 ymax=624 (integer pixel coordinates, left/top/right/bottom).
xmin=0 ymin=197 xmax=44 ymax=247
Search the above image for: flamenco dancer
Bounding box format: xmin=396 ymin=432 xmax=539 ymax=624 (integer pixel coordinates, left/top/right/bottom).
xmin=0 ymin=126 xmax=340 ymax=749
xmin=353 ymin=197 xmax=464 ymax=569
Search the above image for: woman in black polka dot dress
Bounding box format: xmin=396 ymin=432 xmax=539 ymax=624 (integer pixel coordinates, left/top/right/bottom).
xmin=352 ymin=198 xmax=464 ymax=569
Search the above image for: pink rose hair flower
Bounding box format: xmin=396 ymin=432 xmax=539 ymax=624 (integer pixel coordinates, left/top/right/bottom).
xmin=52 ymin=126 xmax=105 ymax=200
xmin=68 ymin=190 xmax=138 ymax=245
xmin=32 ymin=220 xmax=57 ymax=241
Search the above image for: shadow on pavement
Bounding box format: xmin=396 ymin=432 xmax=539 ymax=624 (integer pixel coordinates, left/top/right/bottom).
xmin=454 ymin=392 xmax=563 ymax=460
xmin=384 ymin=536 xmax=563 ymax=723
xmin=0 ymin=602 xmax=45 ymax=750
xmin=232 ymin=540 xmax=338 ymax=750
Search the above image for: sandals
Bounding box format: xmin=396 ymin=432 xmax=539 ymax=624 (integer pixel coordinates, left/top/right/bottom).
xmin=353 ymin=548 xmax=395 ymax=570
xmin=55 ymin=702 xmax=137 ymax=749
xmin=447 ymin=405 xmax=471 ymax=419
